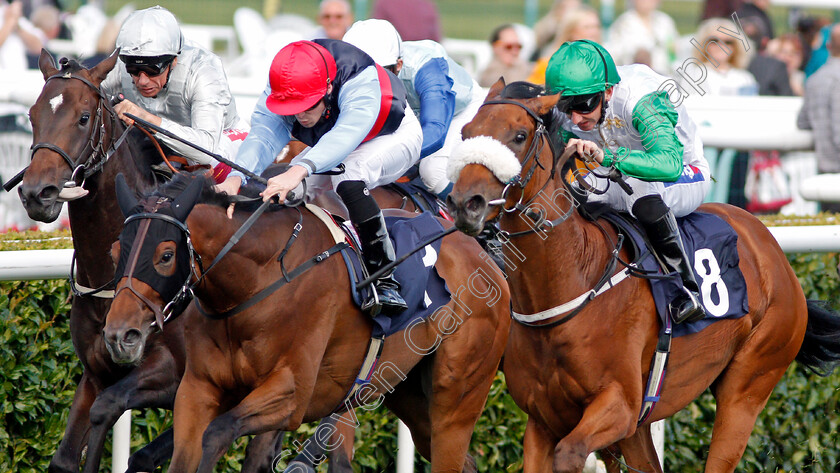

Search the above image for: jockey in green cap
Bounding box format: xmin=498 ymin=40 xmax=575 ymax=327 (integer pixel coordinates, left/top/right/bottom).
xmin=545 ymin=39 xmax=712 ymax=325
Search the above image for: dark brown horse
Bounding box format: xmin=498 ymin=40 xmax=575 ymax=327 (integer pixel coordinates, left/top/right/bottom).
xmin=102 ymin=172 xmax=510 ymax=473
xmin=17 ymin=50 xmax=185 ymax=473
xmin=446 ymin=80 xmax=840 ymax=472
xmin=17 ymin=50 xmax=289 ymax=473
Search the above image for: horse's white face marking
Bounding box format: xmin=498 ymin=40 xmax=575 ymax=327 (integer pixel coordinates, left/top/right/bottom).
xmin=49 ymin=94 xmax=63 ymax=113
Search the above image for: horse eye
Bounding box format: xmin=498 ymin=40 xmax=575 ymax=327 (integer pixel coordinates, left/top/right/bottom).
xmin=160 ymin=251 xmax=174 ymax=264
xmin=514 ymin=132 xmax=527 ymax=144
xmin=79 ymin=112 xmax=90 ymax=125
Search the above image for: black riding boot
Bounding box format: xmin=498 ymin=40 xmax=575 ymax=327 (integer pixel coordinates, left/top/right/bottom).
xmin=337 ymin=180 xmax=407 ymax=316
xmin=634 ymin=196 xmax=705 ymax=324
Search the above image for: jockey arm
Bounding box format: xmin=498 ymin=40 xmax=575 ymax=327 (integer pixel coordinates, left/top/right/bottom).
xmin=288 ymin=67 xmax=380 ymax=175
xmin=601 ymin=91 xmax=684 ymax=182
xmin=414 ymin=57 xmax=456 ymax=158
xmin=155 ymin=58 xmax=232 ymax=165
xmin=228 ymin=66 xmax=380 ymax=183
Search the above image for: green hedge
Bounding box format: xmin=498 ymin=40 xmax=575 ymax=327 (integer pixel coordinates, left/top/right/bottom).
xmin=2 ymin=222 xmax=840 ymax=472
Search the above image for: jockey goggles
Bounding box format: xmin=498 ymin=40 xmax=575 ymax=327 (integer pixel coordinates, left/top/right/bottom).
xmin=120 ymin=55 xmax=175 ymax=77
xmin=556 ymin=92 xmax=602 ymax=115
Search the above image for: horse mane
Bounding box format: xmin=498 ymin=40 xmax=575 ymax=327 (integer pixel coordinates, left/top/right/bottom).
xmin=152 ymin=172 xmax=235 ymax=208
xmin=500 ymin=81 xmax=545 ymax=99
xmin=151 ymin=171 xmax=280 ymax=213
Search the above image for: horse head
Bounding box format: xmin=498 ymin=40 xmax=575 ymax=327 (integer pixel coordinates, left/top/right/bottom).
xmin=446 ymin=79 xmax=566 ymax=236
xmin=19 ymin=49 xmax=120 ymax=222
xmin=103 ymin=173 xmax=204 ymax=365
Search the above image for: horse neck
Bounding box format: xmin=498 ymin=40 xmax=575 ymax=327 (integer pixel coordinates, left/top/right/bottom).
xmin=186 ymin=205 xmax=332 ymax=315
xmin=67 ymin=128 xmax=157 ymax=285
xmin=499 ymin=169 xmax=614 ymax=316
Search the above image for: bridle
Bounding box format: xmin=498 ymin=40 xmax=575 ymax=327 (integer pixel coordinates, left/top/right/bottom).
xmin=479 ymin=98 xmax=574 ymax=235
xmin=116 ymin=198 xmax=200 ymax=330
xmin=31 ymin=67 xmax=131 ymax=191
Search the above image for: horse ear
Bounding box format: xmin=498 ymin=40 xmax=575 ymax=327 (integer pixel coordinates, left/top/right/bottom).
xmin=170 ymin=178 xmax=203 ymax=223
xmin=89 ymin=49 xmax=120 ymax=85
xmin=485 ymin=78 xmax=506 ymax=101
xmin=38 ymin=49 xmax=58 ymax=80
xmin=534 ymin=93 xmax=561 ymax=116
xmin=115 ymin=173 xmax=139 ymax=218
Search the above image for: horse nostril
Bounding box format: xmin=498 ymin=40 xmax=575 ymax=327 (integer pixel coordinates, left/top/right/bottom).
xmin=466 ymin=195 xmax=487 ymax=214
xmin=122 ymin=329 xmax=142 ymax=347
xmin=38 ymin=185 xmax=60 ymax=202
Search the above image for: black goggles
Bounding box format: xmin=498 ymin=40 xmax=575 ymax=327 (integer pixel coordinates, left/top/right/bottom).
xmin=556 ymin=92 xmax=602 ymax=115
xmin=120 ymin=55 xmax=174 ymax=77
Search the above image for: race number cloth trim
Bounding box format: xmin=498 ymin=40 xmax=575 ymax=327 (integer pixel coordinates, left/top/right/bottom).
xmin=341 ymin=212 xmax=450 ymax=338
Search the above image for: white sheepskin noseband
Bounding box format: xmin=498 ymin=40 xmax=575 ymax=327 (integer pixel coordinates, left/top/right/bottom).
xmin=447 ymin=136 xmax=522 ymax=184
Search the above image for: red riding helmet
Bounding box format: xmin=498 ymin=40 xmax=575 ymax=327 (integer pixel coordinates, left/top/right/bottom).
xmin=266 ymin=40 xmax=338 ymax=116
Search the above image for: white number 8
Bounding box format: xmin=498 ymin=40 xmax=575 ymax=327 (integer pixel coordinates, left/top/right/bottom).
xmin=693 ymin=248 xmax=729 ymax=317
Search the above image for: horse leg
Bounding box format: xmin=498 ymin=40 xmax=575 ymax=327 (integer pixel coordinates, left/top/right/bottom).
xmin=169 ymin=373 xmax=226 ymax=473
xmin=615 ymin=426 xmax=663 ymax=473
xmin=705 ymin=360 xmax=790 ymax=471
xmin=523 ymin=417 xmax=558 ymax=473
xmin=126 ymin=428 xmax=173 ymax=473
xmin=193 ymin=373 xmax=298 ymax=473
xmin=81 ymin=352 xmax=180 ymax=473
xmin=552 ymin=385 xmax=637 ymax=473
xmin=281 ymin=415 xmax=354 ymax=473
xmin=48 ymin=373 xmax=96 ymax=473
xmin=383 ymin=369 xmax=433 ymax=461
xmin=240 ymin=430 xmax=285 ymax=473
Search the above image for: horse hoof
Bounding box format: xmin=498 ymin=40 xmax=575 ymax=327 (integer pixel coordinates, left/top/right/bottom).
xmin=283 ymin=460 xmax=317 ymax=473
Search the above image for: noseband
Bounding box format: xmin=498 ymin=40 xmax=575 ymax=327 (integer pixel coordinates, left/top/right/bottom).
xmin=31 ymin=70 xmax=127 ymax=190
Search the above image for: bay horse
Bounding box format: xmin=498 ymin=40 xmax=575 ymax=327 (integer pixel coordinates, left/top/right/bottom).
xmin=446 ymin=79 xmax=840 ymax=473
xmin=16 ymin=50 xmax=286 ymax=473
xmin=103 ymin=172 xmax=510 ymax=473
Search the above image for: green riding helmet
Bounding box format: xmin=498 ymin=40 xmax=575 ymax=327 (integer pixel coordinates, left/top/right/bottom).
xmin=545 ymin=40 xmax=621 ymax=96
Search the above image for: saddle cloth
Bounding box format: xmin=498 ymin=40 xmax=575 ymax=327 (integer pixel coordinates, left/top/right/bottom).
xmin=600 ymin=211 xmax=749 ymax=338
xmin=339 ymin=211 xmax=451 ymax=338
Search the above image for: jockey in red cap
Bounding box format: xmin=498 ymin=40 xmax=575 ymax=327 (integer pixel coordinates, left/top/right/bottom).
xmin=217 ymin=39 xmax=423 ymax=315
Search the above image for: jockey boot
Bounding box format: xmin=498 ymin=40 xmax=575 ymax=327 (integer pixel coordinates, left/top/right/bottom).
xmin=633 ymin=196 xmax=705 ymax=324
xmin=337 ymin=180 xmax=408 ymax=316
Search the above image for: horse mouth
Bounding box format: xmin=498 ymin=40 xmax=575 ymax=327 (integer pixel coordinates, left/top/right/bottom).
xmin=19 ymin=184 xmax=65 ymax=222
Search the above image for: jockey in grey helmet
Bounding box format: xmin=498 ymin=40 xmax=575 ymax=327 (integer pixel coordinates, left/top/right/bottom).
xmin=101 ymin=6 xmax=247 ymax=182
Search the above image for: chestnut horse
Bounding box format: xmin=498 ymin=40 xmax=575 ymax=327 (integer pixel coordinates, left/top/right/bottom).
xmin=446 ymin=80 xmax=840 ymax=473
xmin=103 ymin=172 xmax=509 ymax=473
xmin=16 ymin=50 xmax=289 ymax=473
